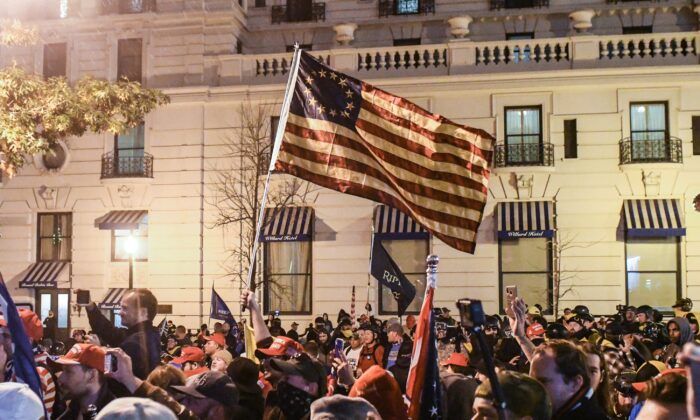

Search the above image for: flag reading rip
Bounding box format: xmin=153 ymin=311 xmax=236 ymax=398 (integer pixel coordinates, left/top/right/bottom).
xmin=405 ymin=267 xmax=442 ymax=419
xmin=0 ymin=273 xmax=44 ymax=406
xmin=371 ymin=241 xmax=416 ymax=317
xmin=273 ymin=50 xmax=494 ymax=254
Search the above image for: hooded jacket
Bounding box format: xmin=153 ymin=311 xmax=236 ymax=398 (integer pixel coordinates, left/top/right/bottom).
xmin=661 ymin=317 xmax=694 ymax=366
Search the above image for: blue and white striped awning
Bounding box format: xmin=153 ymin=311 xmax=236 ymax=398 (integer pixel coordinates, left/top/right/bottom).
xmin=498 ymin=201 xmax=555 ymax=239
xmin=19 ymin=262 xmax=68 ymax=288
xmin=95 ymin=210 xmax=148 ymax=230
xmin=261 ymin=207 xmax=314 ymax=242
xmin=99 ymin=288 xmax=129 ymax=310
xmin=373 ymin=205 xmax=429 ymax=240
xmin=623 ymin=199 xmax=686 ymax=237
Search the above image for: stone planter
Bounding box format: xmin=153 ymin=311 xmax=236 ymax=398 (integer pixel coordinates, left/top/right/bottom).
xmin=569 ymin=9 xmax=595 ymax=33
xmin=333 ymin=23 xmax=358 ymax=46
xmin=447 ymin=15 xmax=473 ymax=39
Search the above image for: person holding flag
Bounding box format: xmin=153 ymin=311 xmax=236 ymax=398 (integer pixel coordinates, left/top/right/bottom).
xmin=210 ymin=287 xmax=239 ymax=355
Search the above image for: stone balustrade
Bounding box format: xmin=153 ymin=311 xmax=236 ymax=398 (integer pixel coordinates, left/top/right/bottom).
xmin=211 ymin=30 xmax=700 ymax=85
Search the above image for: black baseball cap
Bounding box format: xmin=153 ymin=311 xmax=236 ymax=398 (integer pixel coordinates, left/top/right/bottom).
xmin=172 ymin=371 xmax=239 ymax=408
xmin=270 ymin=353 xmax=327 ymax=395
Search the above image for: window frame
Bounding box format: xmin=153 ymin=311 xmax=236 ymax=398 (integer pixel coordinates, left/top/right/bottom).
xmin=111 ymin=226 xmax=149 ymax=262
xmin=498 ymin=237 xmax=553 ymax=315
xmin=395 ymin=0 xmax=420 ymax=15
xmin=624 ymin=235 xmax=681 ymax=311
xmin=43 ymin=42 xmax=67 ymax=79
xmin=263 ymin=240 xmax=313 ymax=316
xmin=629 ymin=101 xmax=669 ymax=142
xmin=36 ymin=213 xmax=72 ymax=262
xmin=117 ymin=38 xmax=143 ymax=83
xmin=376 ymin=237 xmax=430 ymax=316
xmin=504 ymin=105 xmax=544 ymax=165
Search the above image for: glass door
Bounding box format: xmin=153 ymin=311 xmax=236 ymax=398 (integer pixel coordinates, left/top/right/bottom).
xmin=35 ymin=288 xmax=71 ymax=345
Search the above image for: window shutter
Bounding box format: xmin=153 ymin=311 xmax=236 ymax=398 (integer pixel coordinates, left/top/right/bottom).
xmin=564 ymin=119 xmax=577 ymax=159
xmin=692 ymin=116 xmax=700 ymax=155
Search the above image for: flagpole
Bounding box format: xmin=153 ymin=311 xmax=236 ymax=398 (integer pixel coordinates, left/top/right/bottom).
xmin=366 ymin=210 xmax=375 ymax=316
xmin=243 ymin=46 xmax=304 ymax=306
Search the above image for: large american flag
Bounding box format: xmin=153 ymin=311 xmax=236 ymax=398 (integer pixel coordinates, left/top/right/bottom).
xmin=405 ymin=273 xmax=442 ymax=419
xmin=274 ymin=51 xmax=494 ymax=254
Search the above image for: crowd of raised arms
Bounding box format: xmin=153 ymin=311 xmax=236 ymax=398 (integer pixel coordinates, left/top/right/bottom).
xmin=4 ymin=288 xmax=700 ymax=419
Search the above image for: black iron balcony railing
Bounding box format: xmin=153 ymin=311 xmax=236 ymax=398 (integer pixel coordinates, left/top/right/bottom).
xmin=101 ymin=152 xmax=154 ymax=179
xmin=101 ymin=0 xmax=156 ymax=15
xmin=271 ymin=2 xmax=325 ymax=24
xmin=378 ymin=0 xmax=435 ymax=17
xmin=494 ymin=142 xmax=554 ymax=167
xmin=619 ymin=136 xmax=683 ymax=164
xmin=490 ymin=0 xmax=548 ymax=10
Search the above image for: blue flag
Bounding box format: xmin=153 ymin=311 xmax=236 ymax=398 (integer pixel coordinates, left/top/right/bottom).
xmin=210 ymin=288 xmax=238 ymax=337
xmin=370 ymin=241 xmax=416 ymax=317
xmin=0 ymin=273 xmax=44 ymax=404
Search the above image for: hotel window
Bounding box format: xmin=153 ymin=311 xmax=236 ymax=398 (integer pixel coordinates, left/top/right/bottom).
xmin=396 ymin=0 xmax=419 ymax=14
xmin=499 ymin=237 xmax=552 ymax=313
xmin=622 ymin=199 xmax=684 ymax=311
xmin=117 ymin=38 xmax=142 ymax=83
xmin=43 ymin=43 xmax=67 ymax=78
xmin=506 ymin=32 xmax=533 ymax=63
xmin=37 ymin=213 xmax=72 ymax=262
xmin=263 ymin=207 xmax=314 ymax=315
xmin=497 ymin=201 xmax=554 ymax=313
xmin=114 ymin=124 xmax=146 ymax=175
xmin=373 ymin=205 xmax=429 ymax=315
xmin=626 ymin=237 xmax=680 ymax=310
xmin=504 ymin=106 xmax=543 ymax=165
xmin=630 ymin=102 xmax=668 ymax=161
xmin=112 ymin=218 xmax=148 ymax=262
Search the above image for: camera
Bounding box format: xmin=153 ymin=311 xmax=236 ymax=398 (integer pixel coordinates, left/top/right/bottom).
xmin=456 ymin=299 xmax=486 ymax=329
xmin=616 ymin=304 xmax=628 ymax=314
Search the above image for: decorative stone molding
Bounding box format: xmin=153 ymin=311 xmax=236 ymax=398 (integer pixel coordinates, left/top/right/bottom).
xmin=38 ymin=185 xmax=57 ymax=209
xmin=33 ymin=140 xmax=71 ymax=174
xmin=642 ymin=170 xmax=660 ymax=197
xmin=569 ymin=9 xmax=595 ymax=33
xmin=447 ymin=15 xmax=473 ymax=39
xmin=118 ymin=184 xmax=134 ymax=207
xmin=516 ymin=174 xmax=534 ymax=198
xmin=333 ymin=23 xmax=357 ymax=46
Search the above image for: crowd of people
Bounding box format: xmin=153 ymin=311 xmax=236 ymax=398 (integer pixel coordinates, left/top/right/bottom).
xmin=3 ymin=287 xmax=700 ymax=419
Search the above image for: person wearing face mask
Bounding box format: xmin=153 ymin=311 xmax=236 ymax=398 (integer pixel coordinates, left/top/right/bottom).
xmin=264 ymin=352 xmax=327 ymax=420
xmin=331 ymin=318 xmax=353 ymax=346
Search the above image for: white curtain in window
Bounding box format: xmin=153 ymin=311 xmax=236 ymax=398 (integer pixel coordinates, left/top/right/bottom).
xmin=267 ymin=242 xmax=311 ymax=312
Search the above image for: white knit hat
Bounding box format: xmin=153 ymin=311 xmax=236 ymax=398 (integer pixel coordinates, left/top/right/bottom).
xmin=0 ymin=382 xmax=44 ymax=420
xmin=95 ymin=397 xmax=177 ymax=420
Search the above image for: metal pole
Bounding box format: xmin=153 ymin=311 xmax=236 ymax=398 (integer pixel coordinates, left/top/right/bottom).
xmin=129 ymin=255 xmax=134 ymax=290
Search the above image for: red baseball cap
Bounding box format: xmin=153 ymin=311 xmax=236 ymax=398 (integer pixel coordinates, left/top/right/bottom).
xmin=18 ymin=309 xmax=43 ymax=342
xmin=172 ymin=346 xmax=206 ymax=365
xmin=51 ymin=344 xmax=106 ymax=372
xmin=441 ymin=352 xmax=468 ymax=367
xmin=527 ymin=323 xmax=545 ymax=337
xmin=203 ymin=333 xmax=226 ymax=348
xmin=255 ymin=336 xmax=303 ymax=358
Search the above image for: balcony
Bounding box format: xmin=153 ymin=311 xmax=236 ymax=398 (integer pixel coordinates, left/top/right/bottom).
xmin=490 ymin=0 xmax=549 ymax=10
xmin=101 ymin=152 xmax=154 ymax=179
xmin=101 ymin=0 xmax=157 ymax=15
xmin=378 ymin=0 xmax=435 ymax=17
xmin=271 ymin=2 xmax=325 ymax=24
xmin=494 ymin=142 xmax=554 ymax=167
xmin=619 ymin=137 xmax=683 ymax=165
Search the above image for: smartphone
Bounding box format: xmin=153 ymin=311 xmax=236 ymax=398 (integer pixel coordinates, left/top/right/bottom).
xmin=456 ymin=299 xmax=485 ymax=329
xmin=104 ymin=353 xmax=118 ymax=373
xmin=334 ymin=338 xmax=344 ymax=357
xmin=505 ymin=286 xmax=517 ymax=318
xmin=76 ymin=290 xmax=91 ymax=306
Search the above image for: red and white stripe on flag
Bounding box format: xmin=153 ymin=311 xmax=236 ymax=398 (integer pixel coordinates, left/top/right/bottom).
xmin=405 ymin=279 xmax=435 ymax=418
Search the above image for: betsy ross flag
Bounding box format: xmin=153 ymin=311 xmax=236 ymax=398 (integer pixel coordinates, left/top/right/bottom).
xmin=272 ymin=50 xmax=494 ymax=254
xmin=0 ymin=273 xmax=44 ymax=405
xmin=405 ymin=270 xmax=442 ymax=419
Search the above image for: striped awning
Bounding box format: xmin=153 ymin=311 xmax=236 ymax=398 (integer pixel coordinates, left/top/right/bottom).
xmin=373 ymin=205 xmax=429 ymax=240
xmin=19 ymin=262 xmax=68 ymax=288
xmin=99 ymin=288 xmax=129 ymax=310
xmin=261 ymin=207 xmax=314 ymax=242
xmin=94 ymin=210 xmax=148 ymax=230
xmin=497 ymin=201 xmax=555 ymax=239
xmin=623 ymin=199 xmax=686 ymax=237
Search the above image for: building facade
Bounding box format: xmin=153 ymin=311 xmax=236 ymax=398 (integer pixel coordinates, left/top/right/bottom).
xmin=1 ymin=0 xmax=700 ymax=340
